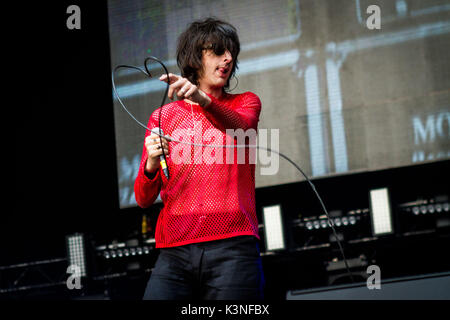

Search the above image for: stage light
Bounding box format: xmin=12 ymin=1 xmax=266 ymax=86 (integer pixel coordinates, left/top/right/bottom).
xmin=313 ymin=220 xmax=320 ymax=229
xmin=262 ymin=205 xmax=286 ymax=251
xmin=320 ymin=220 xmax=328 ymax=228
xmin=342 ymin=217 xmax=349 ymax=226
xmin=412 ymin=206 xmax=420 ymax=215
xmin=349 ymin=216 xmax=356 ymax=225
xmin=420 ymin=205 xmax=427 ymax=214
xmin=66 ymin=233 xmax=87 ymax=277
xmin=306 ymin=221 xmax=313 ymax=230
xmin=369 ymin=188 xmax=394 ymax=236
xmin=334 ymin=218 xmax=342 ymax=227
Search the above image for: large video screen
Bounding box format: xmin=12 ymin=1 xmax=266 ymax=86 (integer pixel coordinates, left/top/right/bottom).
xmin=108 ymin=0 xmax=450 ymax=208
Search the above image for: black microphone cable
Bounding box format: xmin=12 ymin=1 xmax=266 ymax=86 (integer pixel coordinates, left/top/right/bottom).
xmin=112 ymin=56 xmax=170 ymax=179
xmin=111 ymin=57 xmax=355 ymax=284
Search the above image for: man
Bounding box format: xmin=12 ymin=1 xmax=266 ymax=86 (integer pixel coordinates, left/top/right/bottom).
xmin=134 ymin=17 xmax=264 ymax=300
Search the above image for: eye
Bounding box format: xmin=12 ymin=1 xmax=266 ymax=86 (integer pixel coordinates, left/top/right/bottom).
xmin=212 ymin=44 xmax=226 ymax=56
xmin=203 ymin=43 xmax=226 ymax=56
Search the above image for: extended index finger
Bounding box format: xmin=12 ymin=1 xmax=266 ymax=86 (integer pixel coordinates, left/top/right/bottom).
xmin=159 ymin=73 xmax=180 ymax=84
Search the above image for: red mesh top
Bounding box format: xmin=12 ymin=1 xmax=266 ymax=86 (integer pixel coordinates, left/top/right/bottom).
xmin=134 ymin=91 xmax=262 ymax=248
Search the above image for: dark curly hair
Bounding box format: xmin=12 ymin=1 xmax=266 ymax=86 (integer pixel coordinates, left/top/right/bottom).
xmin=176 ymin=17 xmax=240 ymax=91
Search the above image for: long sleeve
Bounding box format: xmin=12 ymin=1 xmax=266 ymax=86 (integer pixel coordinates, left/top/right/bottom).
xmin=204 ymin=91 xmax=261 ymax=131
xmin=134 ymin=116 xmax=162 ymax=208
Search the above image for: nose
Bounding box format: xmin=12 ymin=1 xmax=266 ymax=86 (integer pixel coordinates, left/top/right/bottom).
xmin=223 ymin=50 xmax=232 ymax=64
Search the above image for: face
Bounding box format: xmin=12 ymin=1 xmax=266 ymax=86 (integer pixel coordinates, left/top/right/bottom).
xmin=198 ymin=48 xmax=233 ymax=90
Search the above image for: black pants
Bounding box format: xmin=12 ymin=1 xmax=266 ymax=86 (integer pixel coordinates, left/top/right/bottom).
xmin=143 ymin=235 xmax=265 ymax=300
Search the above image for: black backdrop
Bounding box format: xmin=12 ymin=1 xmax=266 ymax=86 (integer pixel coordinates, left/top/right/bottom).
xmin=11 ymin=1 xmax=122 ymax=265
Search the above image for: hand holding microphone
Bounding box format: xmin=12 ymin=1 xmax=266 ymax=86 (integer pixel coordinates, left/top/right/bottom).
xmin=144 ymin=127 xmax=170 ymax=179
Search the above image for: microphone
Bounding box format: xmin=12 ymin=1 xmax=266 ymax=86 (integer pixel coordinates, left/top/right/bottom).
xmin=151 ymin=127 xmax=170 ymax=179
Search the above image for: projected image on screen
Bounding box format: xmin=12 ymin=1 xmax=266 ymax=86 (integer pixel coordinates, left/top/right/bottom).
xmin=108 ymin=0 xmax=450 ymax=208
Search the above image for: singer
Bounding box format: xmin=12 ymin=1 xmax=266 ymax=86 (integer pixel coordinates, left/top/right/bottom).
xmin=134 ymin=17 xmax=264 ymax=300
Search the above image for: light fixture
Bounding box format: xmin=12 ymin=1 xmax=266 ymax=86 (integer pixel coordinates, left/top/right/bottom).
xmin=313 ymin=221 xmax=320 ymax=229
xmin=342 ymin=217 xmax=349 ymax=226
xmin=262 ymin=205 xmax=286 ymax=251
xmin=369 ymin=188 xmax=394 ymax=236
xmin=334 ymin=218 xmax=342 ymax=227
xmin=66 ymin=233 xmax=87 ymax=277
